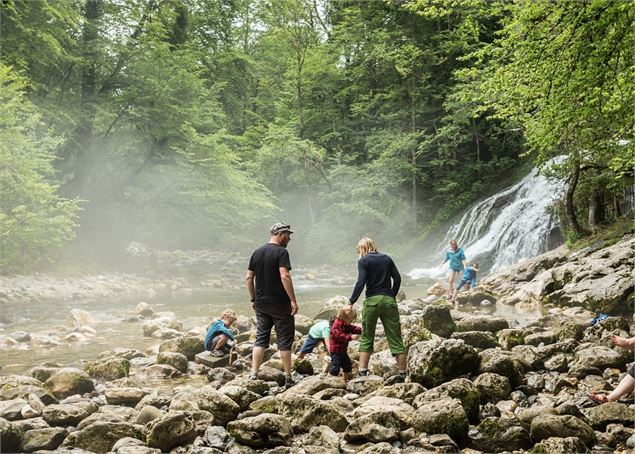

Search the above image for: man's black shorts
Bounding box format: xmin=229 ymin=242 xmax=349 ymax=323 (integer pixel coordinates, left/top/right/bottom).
xmin=254 ymin=302 xmax=295 ymax=351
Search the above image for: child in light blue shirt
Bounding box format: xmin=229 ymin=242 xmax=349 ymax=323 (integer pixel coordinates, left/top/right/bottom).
xmin=451 ymin=263 xmax=479 ymax=302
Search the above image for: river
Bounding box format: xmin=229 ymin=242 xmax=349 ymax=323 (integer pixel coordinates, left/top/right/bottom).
xmin=0 ymin=281 xmax=543 ymax=376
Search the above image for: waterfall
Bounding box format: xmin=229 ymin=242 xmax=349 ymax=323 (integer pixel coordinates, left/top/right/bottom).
xmin=408 ymin=165 xmax=564 ymax=279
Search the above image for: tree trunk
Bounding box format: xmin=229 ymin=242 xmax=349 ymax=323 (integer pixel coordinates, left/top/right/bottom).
xmin=410 ymin=75 xmax=417 ymax=229
xmin=565 ymin=159 xmax=584 ymax=237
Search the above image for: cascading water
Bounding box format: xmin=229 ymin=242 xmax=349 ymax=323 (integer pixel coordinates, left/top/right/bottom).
xmin=409 ymin=165 xmax=564 ymax=279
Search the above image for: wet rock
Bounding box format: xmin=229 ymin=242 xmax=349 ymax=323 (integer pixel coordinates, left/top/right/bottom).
xmin=456 ymin=288 xmax=497 ymax=306
xmin=469 ymin=417 xmax=531 ymax=452
xmin=27 ymin=366 xmax=59 ymax=383
xmin=159 ymin=336 xmax=204 ymax=360
xmin=85 ymin=357 xmax=131 ymax=381
xmin=44 ymin=368 xmax=94 ymax=399
xmin=207 ymin=367 xmax=236 ymax=385
xmin=530 ymin=414 xmax=596 ymax=447
xmin=134 ymin=302 xmax=154 ymax=317
xmin=531 ymin=436 xmax=588 ymax=453
xmin=12 ymin=416 xmax=49 ymax=432
xmin=412 ymin=397 xmax=468 ymax=442
xmin=479 ymin=349 xmax=525 ymax=388
xmin=199 ymin=425 xmax=231 ymax=450
xmin=142 ymin=317 xmax=182 ymax=337
xmin=157 ymin=352 xmax=189 ymax=373
xmin=279 ymin=393 xmax=348 ymax=433
xmin=0 ymin=417 xmax=21 ymax=452
xmin=497 ymin=328 xmax=527 ymax=350
xmin=450 ymin=331 xmax=499 ymax=349
xmin=0 ymin=375 xmax=57 ymax=405
xmin=134 ymin=393 xmax=171 ymax=410
xmin=372 ymin=382 xmax=426 ymax=406
xmin=345 ymin=411 xmax=401 ymax=443
xmin=62 ymin=421 xmax=144 ymax=453
xmin=584 ymin=402 xmax=635 ymax=430
xmin=455 ymin=315 xmax=509 ymax=334
xmin=42 ymin=401 xmax=98 ymax=426
xmin=228 ymin=413 xmax=293 ymax=448
xmin=407 ymin=339 xmax=479 ymax=388
xmin=101 ymin=348 xmax=147 ymax=361
xmin=218 ymin=385 xmax=261 ymax=411
xmin=414 ymin=378 xmax=480 ymax=424
xmin=0 ymin=398 xmax=26 ymax=421
xmin=303 ymin=425 xmax=340 ymax=451
xmin=474 ymin=372 xmax=511 ymax=404
xmin=282 ymin=374 xmax=345 ymax=396
xmin=146 ymin=411 xmax=197 ymax=451
xmin=105 ymin=387 xmax=149 ymax=406
xmin=143 ymin=364 xmax=182 ymax=379
xmin=19 ymin=427 xmax=68 ymax=452
xmin=420 ymin=304 xmax=456 ymax=338
xmin=196 ymin=386 xmax=241 ymax=426
xmin=65 ymin=308 xmax=95 ymax=330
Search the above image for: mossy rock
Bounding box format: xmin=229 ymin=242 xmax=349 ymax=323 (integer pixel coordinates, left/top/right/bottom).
xmin=497 ymin=329 xmax=527 ymax=350
xmin=415 ymin=378 xmax=480 ymax=424
xmin=421 ymin=304 xmax=456 ymax=338
xmin=469 ymin=417 xmax=531 ymax=452
xmin=408 ymin=339 xmax=479 ymax=388
xmin=84 ymin=357 xmax=130 ymax=381
xmin=413 ymin=397 xmax=469 ymax=442
xmin=159 ymin=336 xmax=204 ymax=360
xmin=44 ymin=368 xmax=94 ymax=399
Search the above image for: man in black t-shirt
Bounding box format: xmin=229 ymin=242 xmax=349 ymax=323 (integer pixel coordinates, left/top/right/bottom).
xmin=246 ymin=222 xmax=299 ymax=387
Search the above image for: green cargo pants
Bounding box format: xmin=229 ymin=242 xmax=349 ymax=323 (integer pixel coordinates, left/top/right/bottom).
xmin=359 ymin=294 xmax=406 ymax=355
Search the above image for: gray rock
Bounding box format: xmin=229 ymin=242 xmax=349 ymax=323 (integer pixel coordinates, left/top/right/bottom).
xmin=196 ymin=385 xmax=241 ymax=426
xmin=479 ymin=349 xmax=525 ymax=387
xmin=474 ymin=372 xmax=511 ymax=404
xmin=146 ymin=411 xmax=197 ymax=452
xmin=450 ymin=330 xmax=499 ymax=349
xmin=62 ymin=421 xmax=144 ymax=453
xmin=530 ymin=414 xmax=596 ymax=447
xmin=44 ymin=368 xmax=94 ymax=399
xmin=218 ymin=385 xmax=261 ymax=411
xmin=142 ymin=317 xmax=182 ymax=337
xmin=455 ymin=315 xmax=509 ymax=334
xmin=159 ymin=336 xmax=204 ymax=360
xmin=372 ymin=382 xmax=426 ymax=406
xmin=105 ymin=387 xmax=149 ymax=406
xmin=573 ymin=345 xmax=631 ymax=370
xmin=0 ymin=417 xmax=21 ymax=452
xmin=347 ymin=396 xmax=415 ymax=429
xmin=19 ymin=427 xmax=68 ymax=452
xmin=414 ymin=378 xmax=480 ymax=424
xmin=134 ymin=393 xmax=171 ymax=410
xmin=136 ymin=405 xmax=164 ymax=425
xmin=531 ymin=436 xmax=588 ymax=453
xmin=207 ymin=367 xmax=236 ymax=385
xmin=42 ymin=401 xmax=98 ymax=426
xmin=0 ymin=375 xmax=56 ymax=405
xmin=294 ymin=315 xmax=314 ymax=335
xmin=304 ymin=425 xmax=340 ymax=451
xmin=279 ymin=393 xmax=348 ymax=433
xmin=525 ymin=331 xmax=558 ymax=346
xmin=84 ymin=357 xmax=130 ymax=381
xmin=0 ymin=398 xmax=26 ymax=421
xmin=420 ymin=304 xmax=456 ymax=338
xmin=281 ymin=374 xmax=345 ymax=396
xmin=157 ymin=351 xmax=189 ymax=373
xmin=344 ymin=411 xmax=400 ymax=443
xmin=27 ymin=366 xmax=59 ymax=383
xmin=407 ymin=339 xmax=479 ymax=388
xmin=346 ymin=375 xmax=384 ymax=396
xmin=544 ymin=353 xmax=570 ymax=372
xmin=496 ymin=328 xmax=527 ymax=350
xmin=584 ymin=402 xmax=635 ymax=430
xmin=468 ymin=417 xmax=531 ymax=452
xmin=412 ymin=397 xmax=468 ymax=442
xmin=13 ymin=416 xmax=49 ymax=432
xmin=227 ymin=413 xmax=293 ymax=448
xmin=200 ymin=425 xmax=231 ymax=450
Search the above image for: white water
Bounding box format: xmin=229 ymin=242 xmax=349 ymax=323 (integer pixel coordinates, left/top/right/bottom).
xmin=409 ymin=165 xmax=564 ymax=279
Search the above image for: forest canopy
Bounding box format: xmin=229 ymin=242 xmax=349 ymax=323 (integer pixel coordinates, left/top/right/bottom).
xmin=0 ymin=0 xmax=632 ymax=273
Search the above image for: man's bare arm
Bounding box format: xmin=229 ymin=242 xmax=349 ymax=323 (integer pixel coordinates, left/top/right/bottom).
xmin=279 ymin=267 xmax=298 ymax=315
xmin=246 ymin=270 xmax=256 ymax=310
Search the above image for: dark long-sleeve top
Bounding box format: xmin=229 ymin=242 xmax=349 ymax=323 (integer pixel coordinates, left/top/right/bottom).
xmin=349 ymin=252 xmax=401 ymax=304
xmin=329 ymin=318 xmax=362 ymax=354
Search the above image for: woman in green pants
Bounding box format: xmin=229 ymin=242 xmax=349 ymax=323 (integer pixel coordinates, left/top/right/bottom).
xmin=349 ymin=237 xmax=407 ymax=381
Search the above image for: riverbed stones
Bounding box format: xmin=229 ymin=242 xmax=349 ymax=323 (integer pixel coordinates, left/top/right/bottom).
xmin=196 ymin=386 xmax=240 ymax=426
xmin=420 ymin=304 xmax=456 ymax=338
xmin=408 ymin=339 xmax=479 ymax=388
xmin=227 ymin=413 xmax=293 ymax=448
xmin=85 ymin=357 xmax=131 ymax=381
xmin=0 ymin=417 xmax=21 ymax=452
xmin=146 ymin=411 xmax=197 ymax=451
xmin=530 ymin=414 xmax=596 ymax=447
xmin=279 ymin=393 xmax=348 ymax=432
xmin=42 ymin=401 xmax=98 ymax=426
xmin=105 ymin=387 xmax=149 ymax=406
xmin=468 ymin=417 xmax=531 ymax=452
xmin=61 ymin=421 xmax=144 ymax=453
xmin=157 ymin=351 xmax=189 ymax=373
xmin=414 ymin=378 xmax=480 ymax=424
xmin=372 ymin=382 xmax=425 ymax=406
xmin=583 ymin=402 xmax=635 ymax=430
xmin=0 ymin=398 xmax=26 ymax=420
xmin=304 ymin=425 xmax=340 ymax=451
xmin=473 ymin=372 xmax=511 ymax=404
xmin=0 ymin=375 xmax=57 ymax=404
xmin=346 ymin=375 xmax=384 ymax=396
xmin=532 ymin=436 xmax=589 ymax=453
xmin=348 ymin=396 xmax=415 ymax=429
xmin=19 ymin=427 xmax=68 ymax=452
xmin=159 ymin=336 xmax=204 ymax=360
xmin=455 ymin=315 xmax=509 ymax=334
xmin=344 ymin=411 xmax=401 ymax=443
xmin=44 ymin=367 xmax=94 ymax=399
xmin=282 ymin=374 xmax=345 ymax=396
xmin=450 ymin=330 xmax=499 ymax=349
xmin=479 ymin=349 xmax=525 ymax=387
xmin=412 ymin=396 xmax=468 ymax=442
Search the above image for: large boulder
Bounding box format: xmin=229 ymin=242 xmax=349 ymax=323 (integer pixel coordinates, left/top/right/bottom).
xmin=0 ymin=398 xmax=26 ymax=421
xmin=583 ymin=402 xmax=635 ymax=430
xmin=304 ymin=425 xmax=340 ymax=452
xmin=314 ymin=296 xmax=349 ymax=320
xmin=0 ymin=375 xmax=56 ymax=405
xmin=156 ymin=352 xmax=189 ymax=373
xmin=279 ymin=393 xmax=348 ymax=433
xmin=412 ymin=397 xmax=468 ymax=442
xmin=218 ymin=385 xmax=261 ymax=411
xmin=62 ymin=421 xmax=144 ymax=454
xmin=346 ymin=375 xmax=384 ymax=396
xmin=159 ymin=336 xmax=204 ymax=360
xmin=531 ymin=436 xmax=588 ymax=453
xmin=84 ymin=357 xmax=130 ymax=381
xmin=142 ymin=316 xmax=182 ymax=337
xmin=420 ymin=304 xmax=456 ymax=338
xmin=473 ymin=373 xmax=511 ymax=404
xmin=468 ymin=417 xmax=531 ymax=452
xmin=146 ymin=411 xmax=197 ymax=452
xmin=227 ymin=413 xmax=293 ymax=448
xmin=42 ymin=401 xmax=98 ymax=426
xmin=347 ymin=396 xmax=415 ymax=429
xmin=451 ymin=331 xmax=499 ymax=349
xmin=105 ymin=387 xmax=150 ymax=407
xmin=479 ymin=349 xmax=525 ymax=388
xmin=196 ymin=386 xmax=241 ymax=426
xmin=572 ymin=345 xmax=631 ymax=371
xmin=19 ymin=427 xmax=68 ymax=452
xmin=414 ymin=378 xmax=480 ymax=424
xmin=530 ymin=414 xmax=596 ymax=447
xmin=281 ymin=375 xmax=345 ymax=396
xmin=372 ymin=382 xmax=426 ymax=406
xmin=44 ymin=368 xmax=94 ymax=399
xmin=344 ymin=411 xmax=401 ymax=443
xmin=407 ymin=339 xmax=479 ymax=388
xmin=497 ymin=329 xmax=527 ymax=350
xmin=0 ymin=417 xmax=21 ymax=452
xmin=455 ymin=315 xmax=509 ymax=334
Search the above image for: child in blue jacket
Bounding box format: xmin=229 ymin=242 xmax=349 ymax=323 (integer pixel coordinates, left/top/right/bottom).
xmin=205 ymin=309 xmax=240 ymax=356
xmin=451 ymin=263 xmax=479 ymax=302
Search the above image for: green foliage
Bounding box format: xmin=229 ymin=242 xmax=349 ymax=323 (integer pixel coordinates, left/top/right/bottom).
xmin=0 ymin=66 xmax=80 ymax=273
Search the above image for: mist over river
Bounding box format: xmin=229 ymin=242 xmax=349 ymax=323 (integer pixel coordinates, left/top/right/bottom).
xmin=0 ymin=279 xmax=544 ymax=376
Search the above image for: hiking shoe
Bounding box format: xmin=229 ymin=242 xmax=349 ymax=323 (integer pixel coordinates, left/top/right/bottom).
xmin=248 ymin=373 xmax=258 ymax=380
xmin=356 ymin=369 xmax=369 ymax=378
xmin=385 ymin=374 xmax=405 ymax=385
xmin=284 ymin=375 xmax=296 ymax=388
xmin=210 ymin=350 xmax=224 ymax=357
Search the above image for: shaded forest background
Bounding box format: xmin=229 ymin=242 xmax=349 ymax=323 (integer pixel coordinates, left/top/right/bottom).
xmin=0 ymin=0 xmax=632 ymax=274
